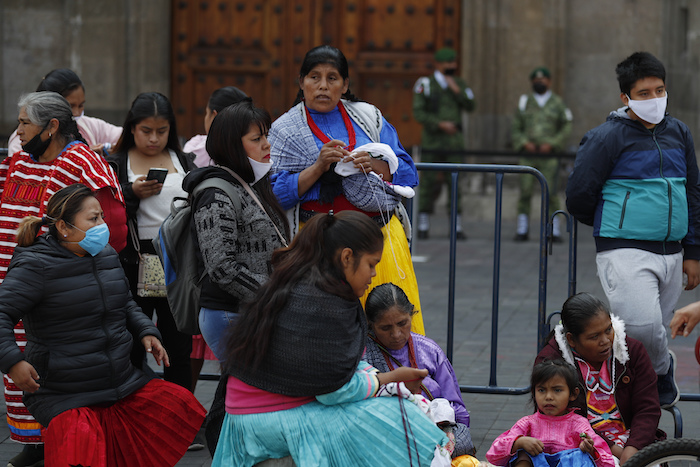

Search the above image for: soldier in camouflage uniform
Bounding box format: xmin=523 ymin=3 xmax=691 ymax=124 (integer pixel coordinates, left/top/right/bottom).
xmin=413 ymin=47 xmax=476 ymax=239
xmin=512 ymin=67 xmax=572 ymax=242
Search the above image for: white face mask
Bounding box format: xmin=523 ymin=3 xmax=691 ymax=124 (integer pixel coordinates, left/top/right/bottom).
xmin=626 ymin=93 xmax=668 ymax=125
xmin=248 ymin=157 xmax=271 ymax=184
xmin=74 ymin=110 xmax=85 ymax=121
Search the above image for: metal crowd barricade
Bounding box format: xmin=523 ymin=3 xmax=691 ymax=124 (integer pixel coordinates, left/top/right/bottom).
xmin=410 ymin=161 xmax=557 ymax=395
xmin=411 ymin=157 xmax=687 ymax=438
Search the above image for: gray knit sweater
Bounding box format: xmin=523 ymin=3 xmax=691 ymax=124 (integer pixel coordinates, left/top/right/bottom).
xmin=183 ymin=167 xmax=287 ymax=312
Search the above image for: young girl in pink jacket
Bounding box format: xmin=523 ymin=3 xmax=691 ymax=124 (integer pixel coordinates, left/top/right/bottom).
xmin=486 ymin=360 xmax=615 ymax=467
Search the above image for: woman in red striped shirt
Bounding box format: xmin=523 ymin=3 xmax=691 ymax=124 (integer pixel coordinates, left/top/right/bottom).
xmin=0 ymin=91 xmax=126 ymax=467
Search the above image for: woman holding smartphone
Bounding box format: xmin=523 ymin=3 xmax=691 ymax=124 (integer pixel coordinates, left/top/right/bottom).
xmin=107 ymin=92 xmax=197 ymax=391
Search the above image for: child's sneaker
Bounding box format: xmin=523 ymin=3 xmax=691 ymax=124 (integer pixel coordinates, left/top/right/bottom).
xmin=657 ymin=350 xmax=680 ymax=409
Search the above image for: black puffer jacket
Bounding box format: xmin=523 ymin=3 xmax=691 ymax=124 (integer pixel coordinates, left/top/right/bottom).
xmin=0 ymin=235 xmax=159 ymax=426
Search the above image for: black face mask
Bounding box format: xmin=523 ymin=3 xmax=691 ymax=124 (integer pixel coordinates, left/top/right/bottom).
xmin=532 ymin=82 xmax=547 ymax=95
xmin=443 ymin=68 xmax=457 ymax=76
xmin=23 ymin=123 xmax=52 ymax=158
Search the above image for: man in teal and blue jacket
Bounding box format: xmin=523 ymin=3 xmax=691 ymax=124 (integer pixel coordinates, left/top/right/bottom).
xmin=566 ymin=52 xmax=700 ymax=410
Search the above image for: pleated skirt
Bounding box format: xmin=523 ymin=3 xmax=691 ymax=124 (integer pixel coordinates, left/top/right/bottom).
xmin=514 ymin=448 xmax=597 ymax=467
xmin=43 ymin=379 xmax=206 ymax=467
xmin=359 ymin=215 xmax=425 ymax=335
xmin=212 ymin=396 xmax=447 ymax=467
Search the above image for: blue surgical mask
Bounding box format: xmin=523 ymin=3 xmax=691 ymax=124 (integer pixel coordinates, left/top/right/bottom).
xmin=66 ymin=222 xmax=110 ymax=256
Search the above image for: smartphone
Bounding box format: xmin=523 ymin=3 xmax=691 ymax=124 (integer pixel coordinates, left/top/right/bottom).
xmin=146 ymin=168 xmax=168 ymax=184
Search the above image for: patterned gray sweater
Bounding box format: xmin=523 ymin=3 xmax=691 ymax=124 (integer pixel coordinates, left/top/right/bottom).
xmin=184 ymin=167 xmax=287 ymax=312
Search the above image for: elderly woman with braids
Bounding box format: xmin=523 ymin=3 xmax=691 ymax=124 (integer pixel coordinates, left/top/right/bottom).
xmin=269 ymin=45 xmax=425 ymax=334
xmin=211 ymin=211 xmax=449 ymax=466
xmin=0 ymin=91 xmax=126 ymax=466
xmin=364 ymin=282 xmax=475 ymax=458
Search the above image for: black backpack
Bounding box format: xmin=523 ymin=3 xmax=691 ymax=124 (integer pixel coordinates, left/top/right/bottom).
xmin=152 ymin=177 xmax=240 ymax=334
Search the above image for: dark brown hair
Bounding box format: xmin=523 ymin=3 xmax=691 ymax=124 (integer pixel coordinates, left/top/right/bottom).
xmin=16 ymin=184 xmax=95 ymax=247
xmin=224 ymin=210 xmax=383 ymax=370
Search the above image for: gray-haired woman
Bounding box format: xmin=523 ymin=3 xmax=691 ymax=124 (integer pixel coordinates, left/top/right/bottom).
xmin=0 ymin=91 xmax=125 ymax=466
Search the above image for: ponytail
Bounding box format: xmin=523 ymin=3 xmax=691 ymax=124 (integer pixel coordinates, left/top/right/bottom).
xmin=16 ymin=216 xmax=49 ymax=247
xmin=16 ymin=184 xmax=95 ymax=247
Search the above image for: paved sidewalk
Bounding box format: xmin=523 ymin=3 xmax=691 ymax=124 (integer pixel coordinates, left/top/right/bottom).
xmin=1 ymin=214 xmax=699 ymax=466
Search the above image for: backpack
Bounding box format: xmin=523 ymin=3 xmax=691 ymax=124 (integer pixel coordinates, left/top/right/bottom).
xmin=152 ymin=177 xmax=241 ymax=334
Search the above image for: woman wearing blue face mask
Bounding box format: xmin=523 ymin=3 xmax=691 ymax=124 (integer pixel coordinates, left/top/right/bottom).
xmin=0 ymin=91 xmax=127 ymax=466
xmin=0 ymin=184 xmax=206 ymax=466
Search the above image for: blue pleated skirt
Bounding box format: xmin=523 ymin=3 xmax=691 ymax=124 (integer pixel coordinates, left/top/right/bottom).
xmin=212 ymin=396 xmax=448 ymax=466
xmin=512 ymin=448 xmax=597 ymax=467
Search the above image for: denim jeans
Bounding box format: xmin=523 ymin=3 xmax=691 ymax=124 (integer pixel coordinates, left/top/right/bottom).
xmin=198 ymin=307 xmax=240 ymax=362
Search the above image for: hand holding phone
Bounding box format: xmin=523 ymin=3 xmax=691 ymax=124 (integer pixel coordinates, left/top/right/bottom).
xmin=146 ymin=168 xmax=168 ymax=184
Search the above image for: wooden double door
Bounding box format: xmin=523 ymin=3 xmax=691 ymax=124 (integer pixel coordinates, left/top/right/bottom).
xmin=171 ymin=0 xmax=461 ymax=147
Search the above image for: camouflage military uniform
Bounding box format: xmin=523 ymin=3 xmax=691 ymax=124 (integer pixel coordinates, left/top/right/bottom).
xmin=413 ymin=73 xmax=476 ymax=214
xmin=512 ymin=92 xmax=572 ymax=217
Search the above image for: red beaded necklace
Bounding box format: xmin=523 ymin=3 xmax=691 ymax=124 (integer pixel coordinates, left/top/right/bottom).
xmin=382 ymin=335 xmax=418 ymax=371
xmin=369 ymin=334 xmax=433 ymax=399
xmin=304 ymin=100 xmax=356 ymax=151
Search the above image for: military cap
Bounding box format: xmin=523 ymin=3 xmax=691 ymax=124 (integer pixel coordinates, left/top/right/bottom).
xmin=530 ymin=67 xmax=551 ymax=80
xmin=434 ymin=48 xmax=457 ymax=62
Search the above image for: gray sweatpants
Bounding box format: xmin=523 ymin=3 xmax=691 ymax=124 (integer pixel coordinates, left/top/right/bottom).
xmin=596 ymin=248 xmax=683 ymax=375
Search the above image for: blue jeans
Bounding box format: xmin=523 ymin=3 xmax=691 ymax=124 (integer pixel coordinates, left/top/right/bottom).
xmin=198 ymin=307 xmax=239 ymax=362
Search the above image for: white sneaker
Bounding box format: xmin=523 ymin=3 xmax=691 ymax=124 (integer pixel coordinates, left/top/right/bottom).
xmin=456 ymin=214 xmax=464 ymax=233
xmin=516 ymin=214 xmax=529 ymax=235
xmin=418 ymin=212 xmax=430 ymax=239
xmin=552 ymin=216 xmax=561 ymax=238
xmin=418 ymin=212 xmax=430 ymax=232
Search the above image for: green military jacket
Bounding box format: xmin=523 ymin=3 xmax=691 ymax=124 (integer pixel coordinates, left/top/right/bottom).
xmin=511 ymin=92 xmax=572 ymax=152
xmin=413 ymin=73 xmax=476 ymax=149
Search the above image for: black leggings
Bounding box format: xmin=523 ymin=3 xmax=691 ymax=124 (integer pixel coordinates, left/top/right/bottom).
xmin=125 ymin=261 xmax=192 ymax=391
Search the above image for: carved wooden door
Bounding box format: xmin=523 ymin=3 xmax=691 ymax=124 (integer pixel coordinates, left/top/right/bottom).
xmin=171 ymin=0 xmax=461 ymax=147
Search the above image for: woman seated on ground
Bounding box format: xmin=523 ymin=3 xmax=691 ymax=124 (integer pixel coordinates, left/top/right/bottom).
xmin=535 ymin=292 xmax=663 ymax=465
xmin=0 ymin=184 xmax=205 ymax=467
xmin=364 ymin=282 xmax=475 ymax=458
xmin=212 ymin=211 xmax=449 ymax=466
xmin=8 ymin=68 xmax=122 ymax=157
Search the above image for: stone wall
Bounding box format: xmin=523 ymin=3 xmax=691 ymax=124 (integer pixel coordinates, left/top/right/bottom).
xmin=0 ymin=0 xmax=171 ymax=139
xmin=2 ymin=1 xmax=699 ymax=149
xmin=1 ymin=1 xmax=699 ymax=223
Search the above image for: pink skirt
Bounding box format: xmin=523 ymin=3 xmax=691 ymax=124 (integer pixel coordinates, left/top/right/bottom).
xmin=191 ymin=334 xmax=217 ymax=360
xmin=43 ymin=379 xmax=206 ymax=467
